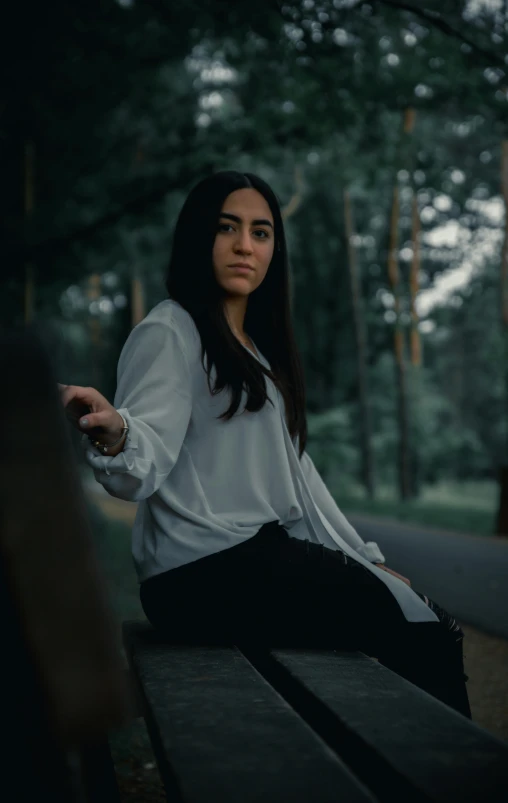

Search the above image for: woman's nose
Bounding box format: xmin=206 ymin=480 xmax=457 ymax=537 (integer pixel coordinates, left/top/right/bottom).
xmin=234 ymin=231 xmax=253 ymax=252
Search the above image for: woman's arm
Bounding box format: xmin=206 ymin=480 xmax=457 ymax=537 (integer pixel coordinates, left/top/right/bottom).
xmin=299 ymin=449 xmax=386 ymax=564
xmin=82 ymin=319 xmax=192 ymax=502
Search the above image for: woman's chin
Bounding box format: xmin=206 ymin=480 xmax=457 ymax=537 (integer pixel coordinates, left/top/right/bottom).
xmin=222 ymin=279 xmax=253 ymax=295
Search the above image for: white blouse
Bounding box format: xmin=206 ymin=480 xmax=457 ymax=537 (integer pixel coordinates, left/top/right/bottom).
xmin=82 ymin=299 xmax=438 ymax=624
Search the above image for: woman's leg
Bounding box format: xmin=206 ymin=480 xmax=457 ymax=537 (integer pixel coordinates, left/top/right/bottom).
xmin=264 ymin=531 xmax=472 ymax=719
xmin=380 ymin=591 xmax=472 ymax=719
xmin=140 ymin=522 xmax=385 ymax=649
xmin=140 ymin=522 xmax=471 ymax=719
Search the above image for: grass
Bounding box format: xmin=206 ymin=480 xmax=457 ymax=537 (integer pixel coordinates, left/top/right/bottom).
xmin=331 ymin=479 xmax=499 ymax=536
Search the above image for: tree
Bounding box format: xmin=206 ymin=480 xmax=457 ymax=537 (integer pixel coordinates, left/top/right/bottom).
xmin=5 ymin=0 xmax=508 ymax=530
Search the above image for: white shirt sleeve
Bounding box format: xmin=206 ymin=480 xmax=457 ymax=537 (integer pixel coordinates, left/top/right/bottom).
xmin=81 ymin=319 xmax=192 ymax=502
xmin=299 ymin=449 xmax=386 ymax=564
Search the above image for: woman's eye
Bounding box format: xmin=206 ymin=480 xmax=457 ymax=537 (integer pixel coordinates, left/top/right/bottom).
xmin=217 ymin=223 xmax=269 ymax=239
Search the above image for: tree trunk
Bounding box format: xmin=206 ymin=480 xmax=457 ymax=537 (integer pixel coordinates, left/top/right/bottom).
xmin=87 ymin=274 xmax=102 ymax=390
xmin=387 ymin=182 xmax=412 ymax=501
xmin=282 ymin=164 xmax=304 ymax=311
xmin=409 ymin=192 xmax=422 ymax=369
xmin=403 ymin=108 xmax=422 ymax=499
xmin=131 ymin=266 xmax=146 ymax=327
xmin=408 ymin=168 xmax=423 ymax=497
xmin=281 ymin=165 xmax=304 ymax=222
xmin=495 ymin=139 xmax=508 ymax=536
xmin=496 ymin=467 xmax=508 ymax=536
xmin=24 ymin=141 xmax=35 ymax=324
xmin=344 ymin=189 xmax=375 ymax=499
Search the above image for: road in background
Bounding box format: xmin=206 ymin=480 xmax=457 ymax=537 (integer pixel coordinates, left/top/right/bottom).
xmin=349 ymin=514 xmax=508 ymax=640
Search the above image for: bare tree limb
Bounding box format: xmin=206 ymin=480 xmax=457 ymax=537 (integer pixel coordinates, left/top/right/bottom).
xmin=272 ymin=0 xmax=505 ymax=71
xmin=23 ymin=164 xmax=211 ymax=264
xmin=282 ymin=165 xmax=304 ymax=220
xmin=369 ymin=0 xmax=506 ymax=70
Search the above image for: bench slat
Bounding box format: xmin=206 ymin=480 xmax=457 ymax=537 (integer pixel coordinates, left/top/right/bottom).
xmin=123 ymin=622 xmax=377 ymax=803
xmin=259 ymin=648 xmax=508 ymax=803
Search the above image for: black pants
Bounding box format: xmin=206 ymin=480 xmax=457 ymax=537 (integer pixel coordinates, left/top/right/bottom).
xmin=140 ymin=520 xmax=472 ymax=720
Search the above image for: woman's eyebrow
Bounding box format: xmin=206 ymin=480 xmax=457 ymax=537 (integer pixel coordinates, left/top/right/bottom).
xmin=219 ymin=212 xmax=274 ymax=229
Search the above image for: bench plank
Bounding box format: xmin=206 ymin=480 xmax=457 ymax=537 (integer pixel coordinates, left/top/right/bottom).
xmin=256 ymin=648 xmax=508 ymax=803
xmin=123 ymin=622 xmax=377 ymax=803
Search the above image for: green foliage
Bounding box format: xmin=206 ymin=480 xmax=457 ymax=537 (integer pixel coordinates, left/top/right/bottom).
xmin=307 ymin=345 xmax=497 ymax=490
xmin=5 ymin=0 xmax=508 ymax=495
xmin=411 ymin=377 xmax=494 ymax=482
xmin=306 ymin=406 xmax=360 ymax=491
xmin=333 ymin=478 xmax=497 ymax=537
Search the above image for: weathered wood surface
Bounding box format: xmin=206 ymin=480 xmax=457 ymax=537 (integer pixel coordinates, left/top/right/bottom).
xmin=259 ymin=648 xmax=508 ymax=803
xmin=123 ymin=621 xmax=378 ymax=803
xmin=125 ymin=618 xmax=508 ymax=803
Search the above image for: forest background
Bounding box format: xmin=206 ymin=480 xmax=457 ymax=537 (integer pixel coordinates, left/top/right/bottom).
xmin=6 ymin=2 xmax=508 ymax=793
xmin=3 ymin=0 xmax=508 ymax=539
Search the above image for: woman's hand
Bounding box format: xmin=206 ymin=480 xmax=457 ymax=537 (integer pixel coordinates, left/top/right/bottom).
xmin=374 ymin=563 xmax=411 ymax=587
xmin=58 ymin=383 xmax=125 ymax=446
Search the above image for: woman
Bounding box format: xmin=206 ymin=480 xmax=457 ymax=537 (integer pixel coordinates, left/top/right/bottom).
xmin=60 ymin=170 xmax=471 ymax=720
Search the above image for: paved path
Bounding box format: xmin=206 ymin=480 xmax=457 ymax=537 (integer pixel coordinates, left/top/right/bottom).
xmin=348 ymin=513 xmax=508 ymax=640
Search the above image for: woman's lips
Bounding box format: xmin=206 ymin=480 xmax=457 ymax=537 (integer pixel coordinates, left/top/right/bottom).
xmin=228 ymin=266 xmax=253 ymax=274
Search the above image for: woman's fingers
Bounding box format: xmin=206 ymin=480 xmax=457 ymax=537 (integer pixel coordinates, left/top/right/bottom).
xmin=78 ymin=409 xmax=111 ymax=430
xmin=58 ymin=383 xmax=120 ymax=439
xmin=59 ymin=384 xmax=82 ymax=408
xmin=58 ymin=384 xmax=106 ymax=431
xmin=65 ymin=397 xmax=91 ymax=425
xmin=60 ymin=384 xmax=96 ymax=410
xmin=378 ymin=565 xmax=411 ymax=587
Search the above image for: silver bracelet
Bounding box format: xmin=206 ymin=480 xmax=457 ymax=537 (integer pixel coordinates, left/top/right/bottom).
xmin=89 ymin=412 xmax=129 ymax=454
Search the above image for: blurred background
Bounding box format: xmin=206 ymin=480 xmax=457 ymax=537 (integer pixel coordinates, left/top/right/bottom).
xmin=3 ymin=1 xmax=508 ymax=797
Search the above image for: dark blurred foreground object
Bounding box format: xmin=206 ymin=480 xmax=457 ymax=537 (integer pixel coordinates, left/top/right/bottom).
xmin=0 ymin=326 xmax=132 ymax=801
xmin=2 ymin=327 xmax=508 ymax=802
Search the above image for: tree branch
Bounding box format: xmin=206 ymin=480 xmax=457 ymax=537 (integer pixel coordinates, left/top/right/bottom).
xmin=23 ymin=167 xmax=208 ymax=263
xmin=370 ymin=0 xmax=506 ymax=70
xmin=272 ymin=0 xmax=505 ymax=71
xmin=281 ymin=165 xmax=305 ymax=220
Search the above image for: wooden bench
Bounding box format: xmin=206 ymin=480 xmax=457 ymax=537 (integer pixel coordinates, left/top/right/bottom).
xmin=3 ymin=327 xmax=508 ymax=802
xmin=123 ymin=620 xmax=508 ymax=803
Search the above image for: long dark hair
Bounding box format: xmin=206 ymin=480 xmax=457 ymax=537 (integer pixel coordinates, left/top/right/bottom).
xmin=164 ymin=170 xmax=307 ymax=458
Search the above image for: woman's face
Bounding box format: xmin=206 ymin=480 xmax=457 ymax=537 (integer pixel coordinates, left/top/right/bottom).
xmin=212 ymin=188 xmax=275 ymax=298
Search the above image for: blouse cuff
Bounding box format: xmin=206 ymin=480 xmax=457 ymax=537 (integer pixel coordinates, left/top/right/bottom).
xmin=356 ymin=541 xmax=386 ymax=564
